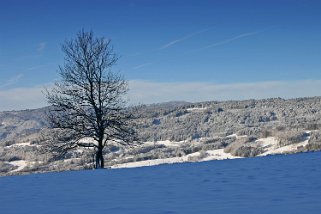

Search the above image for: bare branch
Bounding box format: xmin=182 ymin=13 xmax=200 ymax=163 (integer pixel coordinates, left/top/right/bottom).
xmin=45 ymin=30 xmax=137 ymax=168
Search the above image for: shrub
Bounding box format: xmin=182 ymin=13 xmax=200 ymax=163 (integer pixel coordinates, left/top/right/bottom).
xmin=3 ymin=141 xmax=15 ymax=147
xmin=306 ymin=123 xmax=320 ymax=130
xmin=0 ymin=162 xmax=16 ymax=173
xmin=309 ymin=131 xmax=321 ymax=143
xmin=224 ymin=141 xmax=242 ymax=154
xmin=276 ymin=131 xmax=309 ymax=147
xmin=236 ymin=128 xmax=260 ymax=137
xmin=202 ymin=141 xmax=227 ymax=150
xmin=187 ymin=151 xmax=208 ymax=162
xmin=7 ymin=156 xmax=21 ymax=162
xmin=305 ymin=143 xmax=321 ymax=152
xmin=235 ymin=136 xmax=257 ymax=144
xmin=224 ymin=136 xmax=262 ymax=157
xmin=305 ymin=131 xmax=321 ymax=152
xmin=232 ymin=146 xmax=264 ymax=157
xmin=261 ymin=129 xmax=273 ymax=138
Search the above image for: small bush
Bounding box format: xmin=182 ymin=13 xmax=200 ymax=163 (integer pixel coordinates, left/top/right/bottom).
xmin=261 ymin=129 xmax=273 ymax=138
xmin=0 ymin=162 xmax=16 ymax=173
xmin=3 ymin=141 xmax=15 ymax=147
xmin=224 ymin=136 xmax=262 ymax=157
xmin=305 ymin=131 xmax=321 ymax=152
xmin=236 ymin=128 xmax=260 ymax=137
xmin=306 ymin=123 xmax=321 ymax=131
xmin=232 ymin=146 xmax=264 ymax=157
xmin=224 ymin=140 xmax=243 ymax=154
xmin=308 ymin=131 xmax=321 ymax=143
xmin=187 ymin=151 xmax=208 ymax=162
xmin=276 ymin=131 xmax=309 ymax=147
xmin=275 ymin=126 xmax=286 ymax=131
xmin=235 ymin=136 xmax=257 ymax=144
xmin=202 ymin=142 xmax=227 ymax=150
xmin=305 ymin=143 xmax=321 ymax=152
xmin=7 ymin=156 xmax=21 ymax=162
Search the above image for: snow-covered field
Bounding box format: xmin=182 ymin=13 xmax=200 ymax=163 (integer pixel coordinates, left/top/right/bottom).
xmin=258 ymin=135 xmax=310 ymax=156
xmin=5 ymin=142 xmax=32 ymax=148
xmin=1 ymin=151 xmax=321 ymax=213
xmin=9 ymin=160 xmax=28 ymax=172
xmin=111 ymin=133 xmax=311 ymax=169
xmin=111 ymin=148 xmax=239 ymax=168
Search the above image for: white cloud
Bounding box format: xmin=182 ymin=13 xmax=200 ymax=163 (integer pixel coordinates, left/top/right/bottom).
xmin=127 ymin=79 xmax=321 ymax=104
xmin=0 ymin=85 xmax=49 ymax=111
xmin=1 ymin=79 xmax=320 ymax=111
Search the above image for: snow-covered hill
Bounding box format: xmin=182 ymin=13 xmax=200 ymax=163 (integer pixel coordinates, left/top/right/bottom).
xmin=1 ymin=151 xmax=321 ymax=213
xmin=1 ymin=97 xmax=321 ymax=175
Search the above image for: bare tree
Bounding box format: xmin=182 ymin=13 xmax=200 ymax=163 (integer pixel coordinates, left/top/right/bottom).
xmin=45 ymin=30 xmax=136 ymax=169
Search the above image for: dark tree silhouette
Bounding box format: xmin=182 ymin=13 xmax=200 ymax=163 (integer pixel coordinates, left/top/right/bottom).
xmin=45 ymin=30 xmax=136 ymax=168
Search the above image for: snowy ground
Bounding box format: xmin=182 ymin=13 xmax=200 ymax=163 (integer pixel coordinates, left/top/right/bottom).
xmin=1 ymin=151 xmax=321 ymax=213
xmin=5 ymin=142 xmax=32 ymax=148
xmin=8 ymin=160 xmax=28 ymax=172
xmin=112 ymin=132 xmax=311 ymax=169
xmin=111 ymin=149 xmax=240 ymax=169
xmin=186 ymin=106 xmax=207 ymax=112
xmin=258 ymin=135 xmax=310 ymax=156
xmin=144 ymin=140 xmax=186 ymax=147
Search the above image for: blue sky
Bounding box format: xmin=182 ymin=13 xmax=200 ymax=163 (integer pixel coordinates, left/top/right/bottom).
xmin=0 ymin=0 xmax=320 ymax=110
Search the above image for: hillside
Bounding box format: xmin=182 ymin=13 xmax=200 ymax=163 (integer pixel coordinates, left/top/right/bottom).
xmin=1 ymin=97 xmax=321 ymax=175
xmin=1 ymin=152 xmax=321 ymax=213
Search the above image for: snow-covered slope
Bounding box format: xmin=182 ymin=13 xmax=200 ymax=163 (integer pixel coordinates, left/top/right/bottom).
xmin=1 ymin=151 xmax=321 ymax=214
xmin=1 ymin=97 xmax=321 ymax=175
xmin=0 ymin=131 xmax=317 ymax=174
xmin=110 ymin=132 xmax=311 ymax=169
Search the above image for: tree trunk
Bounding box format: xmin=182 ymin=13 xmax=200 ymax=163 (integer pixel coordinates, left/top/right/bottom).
xmin=95 ymin=147 xmax=104 ymax=169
